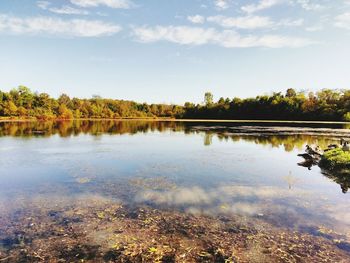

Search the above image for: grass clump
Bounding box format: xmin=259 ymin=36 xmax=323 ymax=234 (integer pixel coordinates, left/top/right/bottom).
xmin=320 ymin=148 xmax=350 ymax=170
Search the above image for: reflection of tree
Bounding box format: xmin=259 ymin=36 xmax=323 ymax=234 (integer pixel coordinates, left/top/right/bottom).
xmin=0 ymin=121 xmax=343 ymax=151
xmin=283 ymin=171 xmax=298 ymax=189
xmin=321 ymin=169 xmax=350 ymax=194
xmin=0 ymin=120 xmax=185 ymax=137
xmin=201 ymin=132 xmax=338 ymax=152
xmin=2 ymin=121 xmax=349 ymax=194
xmin=57 ymin=120 xmax=74 ymax=137
xmin=204 ymin=134 xmax=213 ymax=146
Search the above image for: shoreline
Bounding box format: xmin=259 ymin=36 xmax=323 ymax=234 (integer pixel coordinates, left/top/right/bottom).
xmin=0 ymin=117 xmax=350 ymax=125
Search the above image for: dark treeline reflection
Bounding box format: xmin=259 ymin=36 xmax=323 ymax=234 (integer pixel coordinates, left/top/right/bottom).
xmin=201 ymin=132 xmax=338 ymax=151
xmin=0 ymin=120 xmax=185 ymax=138
xmin=1 ymin=120 xmax=350 ymax=193
xmin=322 ymin=169 xmax=350 ymax=194
xmin=0 ymin=120 xmax=343 ymax=151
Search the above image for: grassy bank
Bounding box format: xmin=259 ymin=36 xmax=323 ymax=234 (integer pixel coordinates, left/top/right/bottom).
xmin=320 ymin=149 xmax=350 ymax=170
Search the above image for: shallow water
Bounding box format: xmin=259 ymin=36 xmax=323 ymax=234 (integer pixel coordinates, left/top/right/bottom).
xmin=1 ymin=120 xmax=350 ymax=262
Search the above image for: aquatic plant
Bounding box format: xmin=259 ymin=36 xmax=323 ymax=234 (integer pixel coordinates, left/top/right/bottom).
xmin=320 ymin=149 xmax=350 ymax=170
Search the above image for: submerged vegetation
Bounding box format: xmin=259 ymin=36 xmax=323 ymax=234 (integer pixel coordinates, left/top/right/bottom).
xmin=1 ymin=86 xmax=350 ymax=121
xmin=2 ymin=199 xmax=349 ymax=262
xmin=1 ymin=174 xmax=350 ymax=262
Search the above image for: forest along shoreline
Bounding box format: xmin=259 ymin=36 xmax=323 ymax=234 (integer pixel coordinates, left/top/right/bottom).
xmin=1 ymin=86 xmax=350 ymax=121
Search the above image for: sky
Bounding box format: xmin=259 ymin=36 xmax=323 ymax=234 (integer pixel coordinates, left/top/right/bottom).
xmin=0 ymin=0 xmax=350 ymax=104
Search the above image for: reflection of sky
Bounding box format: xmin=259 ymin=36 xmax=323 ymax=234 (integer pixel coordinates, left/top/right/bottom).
xmin=1 ymin=126 xmax=350 ymax=239
xmin=135 ymin=184 xmax=350 ymax=237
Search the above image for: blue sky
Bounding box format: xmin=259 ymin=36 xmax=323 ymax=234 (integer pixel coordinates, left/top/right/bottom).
xmin=0 ymin=0 xmax=350 ymax=104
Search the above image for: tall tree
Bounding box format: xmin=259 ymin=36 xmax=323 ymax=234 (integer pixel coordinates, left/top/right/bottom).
xmin=204 ymin=92 xmax=214 ymax=106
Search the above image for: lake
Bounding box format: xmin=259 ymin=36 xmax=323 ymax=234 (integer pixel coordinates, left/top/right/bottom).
xmin=0 ymin=120 xmax=350 ymax=262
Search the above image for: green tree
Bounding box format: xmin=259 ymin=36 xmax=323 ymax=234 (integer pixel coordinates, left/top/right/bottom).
xmin=286 ymin=88 xmax=297 ymax=98
xmin=204 ymin=92 xmax=213 ymax=106
xmin=18 ymin=86 xmax=34 ymax=108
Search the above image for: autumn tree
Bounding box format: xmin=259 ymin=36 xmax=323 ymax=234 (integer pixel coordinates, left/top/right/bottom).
xmin=58 ymin=104 xmax=73 ymax=119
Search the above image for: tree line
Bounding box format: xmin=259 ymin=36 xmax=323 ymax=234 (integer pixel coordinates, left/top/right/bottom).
xmin=0 ymin=86 xmax=184 ymax=120
xmin=0 ymin=86 xmax=349 ymax=121
xmin=184 ymin=89 xmax=350 ymax=121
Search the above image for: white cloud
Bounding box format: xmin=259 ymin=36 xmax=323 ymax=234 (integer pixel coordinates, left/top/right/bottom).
xmin=70 ymin=0 xmax=134 ymax=9
xmin=242 ymin=0 xmax=283 ymax=14
xmin=207 ymin=15 xmax=303 ymax=29
xmin=207 ymin=15 xmax=274 ymax=29
xmin=37 ymin=0 xmax=50 ymax=9
xmin=335 ymin=12 xmax=350 ymax=29
xmin=132 ymin=25 xmax=315 ymax=48
xmin=133 ymin=26 xmax=216 ymax=45
xmin=49 ymin=6 xmax=89 ymax=15
xmin=0 ymin=14 xmax=121 ymax=37
xmin=188 ymin=15 xmax=205 ymax=24
xmin=37 ymin=1 xmax=89 ymax=15
xmin=36 ymin=1 xmax=89 ymax=15
xmin=241 ymin=0 xmax=324 ymax=13
xmin=214 ymin=0 xmax=230 ymax=10
xmin=278 ymin=18 xmax=304 ymax=27
xmin=295 ymin=0 xmax=324 ymax=11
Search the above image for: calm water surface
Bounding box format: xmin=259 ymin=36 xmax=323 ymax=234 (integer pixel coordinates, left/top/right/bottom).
xmin=1 ymin=120 xmax=350 ymax=261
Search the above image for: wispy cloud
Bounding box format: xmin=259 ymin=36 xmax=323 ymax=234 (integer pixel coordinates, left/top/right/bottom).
xmin=70 ymin=0 xmax=134 ymax=9
xmin=214 ymin=0 xmax=230 ymax=10
xmin=187 ymin=15 xmax=205 ymax=24
xmin=0 ymin=14 xmax=121 ymax=37
xmin=279 ymin=18 xmax=304 ymax=27
xmin=37 ymin=1 xmax=89 ymax=15
xmin=49 ymin=6 xmax=89 ymax=15
xmin=335 ymin=12 xmax=350 ymax=29
xmin=37 ymin=1 xmax=50 ymax=10
xmin=207 ymin=15 xmax=274 ymax=29
xmin=241 ymin=0 xmax=325 ymax=13
xmin=132 ymin=25 xmax=315 ymax=48
xmin=295 ymin=0 xmax=324 ymax=11
xmin=206 ymin=15 xmax=303 ymax=29
xmin=241 ymin=0 xmax=283 ymax=14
